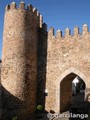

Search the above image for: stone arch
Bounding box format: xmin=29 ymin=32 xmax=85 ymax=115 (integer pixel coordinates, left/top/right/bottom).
xmin=55 ymin=67 xmax=87 ymax=113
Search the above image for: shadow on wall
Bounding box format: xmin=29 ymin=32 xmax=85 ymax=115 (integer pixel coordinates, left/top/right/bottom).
xmin=0 ymin=84 xmax=29 ymax=120
xmin=60 ymin=73 xmax=87 ymax=113
xmin=0 ymin=24 xmax=48 ymax=120
xmin=0 ymin=85 xmax=50 ymax=120
xmin=60 ymin=73 xmax=77 ymax=113
xmin=37 ymin=24 xmax=48 ymax=108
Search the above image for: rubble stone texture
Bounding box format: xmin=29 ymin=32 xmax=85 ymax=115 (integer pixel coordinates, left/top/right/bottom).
xmin=0 ymin=2 xmax=90 ymax=120
xmin=46 ymin=26 xmax=90 ymax=113
xmin=1 ymin=2 xmax=41 ymax=120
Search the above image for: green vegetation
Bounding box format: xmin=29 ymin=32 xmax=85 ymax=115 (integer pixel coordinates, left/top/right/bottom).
xmin=12 ymin=116 xmax=18 ymax=120
xmin=37 ymin=105 xmax=43 ymax=111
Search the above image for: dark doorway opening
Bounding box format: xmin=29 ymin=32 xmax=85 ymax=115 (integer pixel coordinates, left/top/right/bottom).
xmin=60 ymin=73 xmax=86 ymax=113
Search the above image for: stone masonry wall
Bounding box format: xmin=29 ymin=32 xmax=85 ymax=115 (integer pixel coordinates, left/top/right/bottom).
xmin=1 ymin=2 xmax=43 ymax=120
xmin=46 ymin=25 xmax=90 ymax=112
xmin=37 ymin=23 xmax=47 ymax=107
xmin=1 ymin=1 xmax=90 ymax=118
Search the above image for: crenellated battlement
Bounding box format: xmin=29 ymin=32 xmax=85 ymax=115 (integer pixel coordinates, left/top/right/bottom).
xmin=48 ymin=24 xmax=89 ymax=39
xmin=5 ymin=1 xmax=43 ymax=28
xmin=1 ymin=1 xmax=90 ymax=119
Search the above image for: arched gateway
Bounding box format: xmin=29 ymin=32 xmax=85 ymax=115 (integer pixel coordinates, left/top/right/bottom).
xmin=56 ymin=67 xmax=87 ymax=113
xmin=1 ymin=2 xmax=90 ymax=119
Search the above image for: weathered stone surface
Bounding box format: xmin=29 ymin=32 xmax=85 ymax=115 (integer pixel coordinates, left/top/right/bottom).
xmin=1 ymin=3 xmax=41 ymax=120
xmin=46 ymin=27 xmax=90 ymax=112
xmin=0 ymin=2 xmax=90 ymax=120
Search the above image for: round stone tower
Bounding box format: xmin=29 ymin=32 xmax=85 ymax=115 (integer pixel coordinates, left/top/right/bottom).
xmin=1 ymin=2 xmax=43 ymax=120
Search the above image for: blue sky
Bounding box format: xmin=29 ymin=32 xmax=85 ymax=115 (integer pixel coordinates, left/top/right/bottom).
xmin=0 ymin=0 xmax=90 ymax=58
